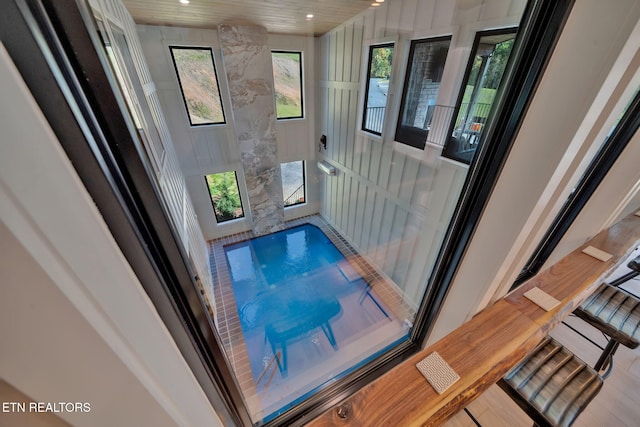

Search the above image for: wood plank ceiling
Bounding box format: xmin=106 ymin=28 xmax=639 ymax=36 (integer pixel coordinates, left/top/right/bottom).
xmin=121 ymin=0 xmax=381 ymax=36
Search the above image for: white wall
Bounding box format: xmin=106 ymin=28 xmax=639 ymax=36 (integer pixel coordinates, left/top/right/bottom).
xmin=318 ymin=0 xmax=640 ymax=343
xmin=430 ymin=0 xmax=640 ymax=342
xmin=136 ymin=25 xmax=321 ymax=240
xmin=0 ymin=42 xmax=221 ymax=427
xmin=0 ymin=223 xmax=180 ymax=427
xmin=0 ymin=380 xmax=71 ymax=427
xmin=89 ymin=0 xmax=213 ymax=308
xmin=541 ymin=26 xmax=640 ymax=269
xmin=317 ymin=0 xmax=523 ymax=309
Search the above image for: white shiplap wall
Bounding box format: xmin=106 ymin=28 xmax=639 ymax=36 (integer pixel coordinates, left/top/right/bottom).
xmin=88 ymin=0 xmax=213 ymax=297
xmin=136 ymin=26 xmax=320 ymax=240
xmin=318 ymin=0 xmax=524 ymax=306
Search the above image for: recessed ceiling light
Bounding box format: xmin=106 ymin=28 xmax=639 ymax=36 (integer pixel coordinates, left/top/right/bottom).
xmin=376 ymin=0 xmax=385 ymax=2
xmin=179 ymin=0 xmax=189 ymax=4
xmin=306 ymin=14 xmax=314 ymax=19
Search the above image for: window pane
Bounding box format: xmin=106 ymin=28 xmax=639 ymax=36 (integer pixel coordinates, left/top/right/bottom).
xmin=99 ymin=25 xmax=165 ymax=173
xmin=272 ymin=51 xmax=303 ymax=119
xmin=205 ymin=172 xmax=244 ymax=223
xmin=170 ymin=47 xmax=225 ymax=126
xmin=281 ymin=161 xmax=305 ymax=206
xmin=443 ymin=29 xmax=517 ymax=163
xmin=395 ymin=37 xmax=451 ymax=149
xmin=362 ymin=44 xmax=394 ymax=135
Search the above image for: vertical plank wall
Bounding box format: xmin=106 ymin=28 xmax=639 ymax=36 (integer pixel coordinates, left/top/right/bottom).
xmin=89 ymin=0 xmax=213 ymax=294
xmin=317 ymin=0 xmax=524 ymax=307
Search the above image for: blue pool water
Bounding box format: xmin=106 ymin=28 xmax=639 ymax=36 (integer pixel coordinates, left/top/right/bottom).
xmin=223 ymin=223 xmax=400 ymax=420
xmin=225 ymin=224 xmax=360 ymax=332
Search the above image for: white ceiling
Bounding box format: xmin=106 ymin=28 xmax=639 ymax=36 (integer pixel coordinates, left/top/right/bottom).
xmin=121 ymin=0 xmax=382 ymax=36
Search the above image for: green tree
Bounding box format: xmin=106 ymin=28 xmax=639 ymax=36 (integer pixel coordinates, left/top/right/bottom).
xmin=370 ymin=47 xmax=393 ymax=79
xmin=206 ymin=172 xmax=241 ymax=221
xmin=484 ymin=39 xmax=515 ymax=89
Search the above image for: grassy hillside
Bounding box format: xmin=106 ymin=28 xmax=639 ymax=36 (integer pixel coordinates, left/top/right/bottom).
xmin=172 ymin=49 xmax=302 ymax=123
xmin=272 ymin=52 xmax=302 ymax=118
xmin=172 ymin=48 xmax=225 ymax=124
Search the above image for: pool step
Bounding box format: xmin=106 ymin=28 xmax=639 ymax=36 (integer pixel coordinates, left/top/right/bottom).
xmin=337 ymin=259 xmax=360 ymax=282
xmin=337 ymin=259 xmax=391 ymax=320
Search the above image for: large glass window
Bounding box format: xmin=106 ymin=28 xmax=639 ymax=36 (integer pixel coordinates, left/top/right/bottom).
xmin=362 ymin=43 xmax=394 ymax=135
xmin=52 ymin=1 xmax=574 ymax=425
xmin=512 ymin=86 xmax=640 ymax=288
xmin=395 ymin=37 xmax=452 ymax=149
xmin=205 ymin=172 xmax=244 ymax=223
xmin=443 ymin=28 xmax=517 ymax=163
xmin=271 ymin=51 xmax=303 ymax=119
xmin=281 ymin=161 xmax=305 ymax=207
xmin=170 ymin=46 xmax=226 ymax=126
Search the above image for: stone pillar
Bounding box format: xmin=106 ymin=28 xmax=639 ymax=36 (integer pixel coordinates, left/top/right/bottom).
xmin=219 ymin=25 xmax=284 ymax=236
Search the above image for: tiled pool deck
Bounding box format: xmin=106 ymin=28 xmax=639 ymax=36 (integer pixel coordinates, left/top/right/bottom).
xmin=207 ymin=214 xmax=416 ymax=418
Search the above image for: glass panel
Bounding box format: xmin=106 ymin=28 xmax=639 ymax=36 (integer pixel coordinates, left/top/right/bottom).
xmin=101 ymin=25 xmax=165 ymax=174
xmin=362 ymin=43 xmax=394 ymax=135
xmin=205 ymin=172 xmax=244 ymax=223
xmin=188 ymin=4 xmax=545 ymax=424
xmin=395 ymin=37 xmax=452 ymax=149
xmin=170 ymin=46 xmax=226 ymax=126
xmin=513 ymin=85 xmax=640 ymax=286
xmin=443 ymin=28 xmax=517 ymax=163
xmin=272 ymin=51 xmax=303 ymax=119
xmin=281 ymin=161 xmax=305 ymax=207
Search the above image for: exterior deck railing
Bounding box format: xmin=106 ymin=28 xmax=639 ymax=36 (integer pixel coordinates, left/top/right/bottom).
xmin=284 ymin=184 xmax=305 ymax=206
xmin=364 ymin=106 xmax=385 ymax=134
xmin=455 ymin=102 xmax=492 ymax=127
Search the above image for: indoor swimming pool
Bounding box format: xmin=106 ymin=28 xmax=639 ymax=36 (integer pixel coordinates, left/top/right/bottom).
xmin=221 ymin=222 xmax=408 ymax=420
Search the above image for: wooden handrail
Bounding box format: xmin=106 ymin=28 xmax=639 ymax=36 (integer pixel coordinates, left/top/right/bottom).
xmin=308 ymin=212 xmax=640 ymax=426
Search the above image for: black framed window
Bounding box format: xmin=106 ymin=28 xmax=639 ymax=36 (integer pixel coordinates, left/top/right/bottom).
xmin=205 ymin=172 xmax=244 ymax=223
xmin=281 ymin=161 xmax=305 ymax=207
xmin=169 ymin=46 xmax=226 ymax=126
xmin=362 ymin=43 xmax=394 ymax=135
xmin=443 ymin=28 xmax=517 ymax=163
xmin=395 ymin=36 xmax=452 ymax=149
xmin=271 ymin=51 xmax=303 ymax=119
